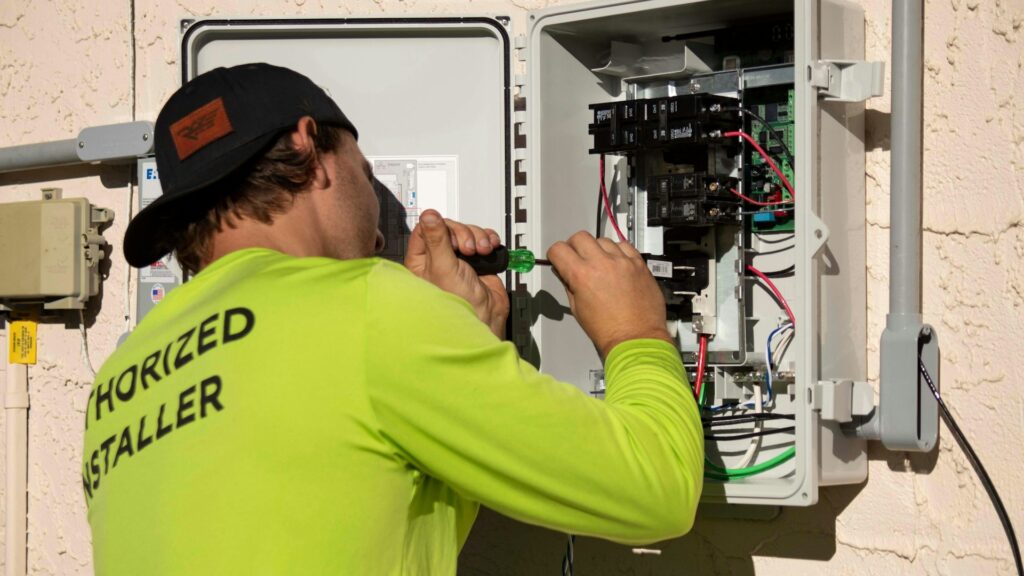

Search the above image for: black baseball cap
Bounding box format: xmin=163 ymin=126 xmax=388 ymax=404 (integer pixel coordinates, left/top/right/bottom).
xmin=123 ymin=63 xmax=358 ymax=268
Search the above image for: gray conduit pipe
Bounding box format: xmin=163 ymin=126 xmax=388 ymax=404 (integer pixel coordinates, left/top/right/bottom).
xmin=861 ymin=0 xmax=940 ymax=450
xmin=0 ymin=139 xmax=80 ymax=174
xmin=4 ymin=360 xmax=28 ymax=576
xmin=889 ymin=0 xmax=924 ymax=318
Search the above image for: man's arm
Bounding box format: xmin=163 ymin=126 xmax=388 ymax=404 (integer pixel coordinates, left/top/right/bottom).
xmin=364 ymin=263 xmax=704 ymax=544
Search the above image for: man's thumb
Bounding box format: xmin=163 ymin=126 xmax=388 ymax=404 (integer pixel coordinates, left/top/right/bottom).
xmin=419 ymin=210 xmax=448 ymax=244
xmin=417 ymin=210 xmax=457 ymax=268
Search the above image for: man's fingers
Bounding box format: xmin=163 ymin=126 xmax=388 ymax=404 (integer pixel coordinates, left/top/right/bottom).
xmin=614 ymin=237 xmax=643 ymax=260
xmin=546 ymin=241 xmax=584 ymax=288
xmin=596 ymin=237 xmax=621 ymax=257
xmin=566 ymin=231 xmax=603 ymax=260
xmin=469 ymin=224 xmax=494 ymax=254
xmin=444 ymin=219 xmax=495 ymax=254
xmin=485 ymin=229 xmax=501 ymax=248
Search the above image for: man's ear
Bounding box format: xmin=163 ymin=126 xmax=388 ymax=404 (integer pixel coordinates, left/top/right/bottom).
xmin=289 ymin=116 xmax=318 ymax=154
xmin=290 ymin=116 xmax=329 ymax=188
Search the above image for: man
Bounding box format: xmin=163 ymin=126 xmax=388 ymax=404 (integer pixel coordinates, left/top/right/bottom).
xmin=83 ymin=63 xmax=703 ymax=575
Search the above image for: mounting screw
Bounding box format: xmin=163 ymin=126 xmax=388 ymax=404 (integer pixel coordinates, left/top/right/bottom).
xmin=78 ymin=141 xmax=85 ymax=149
xmin=921 ymin=326 xmax=932 ymax=338
xmin=142 ymin=133 xmax=150 ymax=141
xmin=690 ymin=83 xmax=701 ymax=93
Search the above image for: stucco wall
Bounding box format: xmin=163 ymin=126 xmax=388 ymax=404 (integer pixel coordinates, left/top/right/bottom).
xmin=0 ymin=0 xmax=1021 ymax=574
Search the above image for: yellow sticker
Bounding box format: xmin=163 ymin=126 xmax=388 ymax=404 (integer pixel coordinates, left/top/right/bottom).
xmin=9 ymin=320 xmax=37 ymax=365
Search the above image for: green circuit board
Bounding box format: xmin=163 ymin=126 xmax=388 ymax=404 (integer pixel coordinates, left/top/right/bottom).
xmin=747 ymin=88 xmax=796 ymax=234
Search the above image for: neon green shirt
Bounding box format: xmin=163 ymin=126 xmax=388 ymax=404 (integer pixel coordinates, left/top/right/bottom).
xmin=83 ymin=248 xmax=703 ymax=575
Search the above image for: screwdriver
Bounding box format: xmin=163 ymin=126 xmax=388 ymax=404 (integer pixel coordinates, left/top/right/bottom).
xmin=456 ymin=246 xmax=551 ymax=274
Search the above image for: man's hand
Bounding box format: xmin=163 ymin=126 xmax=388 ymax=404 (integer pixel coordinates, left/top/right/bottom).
xmin=547 ymin=232 xmax=673 ymax=359
xmin=405 ymin=210 xmax=510 ymax=339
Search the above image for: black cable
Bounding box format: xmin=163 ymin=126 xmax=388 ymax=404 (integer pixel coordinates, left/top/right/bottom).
xmin=560 ymin=534 xmax=576 ymax=575
xmin=704 ymin=412 xmax=795 ymax=422
xmin=919 ymin=360 xmax=1022 ymax=575
xmin=702 ymin=413 xmax=794 ymax=427
xmin=758 ymin=265 xmax=795 ymax=279
xmin=596 ymin=179 xmax=604 ymax=238
xmin=726 ymin=106 xmax=795 ymax=167
xmin=704 ymin=426 xmax=795 ymax=441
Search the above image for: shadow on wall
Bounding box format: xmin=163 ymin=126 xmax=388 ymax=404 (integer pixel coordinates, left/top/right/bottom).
xmin=0 ymin=163 xmax=131 ymax=189
xmin=864 ymin=109 xmax=891 ymax=153
xmin=460 ymin=480 xmax=866 ymax=575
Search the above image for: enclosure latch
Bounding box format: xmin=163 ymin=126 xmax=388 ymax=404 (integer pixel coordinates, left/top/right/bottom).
xmin=809 ymin=60 xmax=885 ymax=102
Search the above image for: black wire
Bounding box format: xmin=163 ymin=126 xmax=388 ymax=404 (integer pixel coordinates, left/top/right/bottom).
xmin=704 ymin=426 xmax=795 ymax=441
xmin=758 ymin=265 xmax=795 ymax=278
xmin=919 ymin=360 xmax=1022 ymax=575
xmin=702 ymin=413 xmax=794 ymax=427
xmin=727 ymin=106 xmax=795 ymax=167
xmin=596 ymin=179 xmax=603 ymax=238
xmin=753 ymin=233 xmax=795 ymax=245
xmin=704 ymin=412 xmax=795 ymax=422
xmin=560 ymin=534 xmax=576 ymax=575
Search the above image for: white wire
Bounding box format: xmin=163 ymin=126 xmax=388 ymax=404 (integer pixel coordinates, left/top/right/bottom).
xmin=124 ymin=180 xmax=135 ymax=332
xmin=78 ymin=309 xmax=97 ymax=379
xmin=722 ymin=322 xmax=790 ymax=467
xmin=765 ymin=322 xmax=794 ymax=401
xmin=705 ymin=324 xmax=794 ymax=413
xmin=733 ymin=383 xmax=763 ymax=468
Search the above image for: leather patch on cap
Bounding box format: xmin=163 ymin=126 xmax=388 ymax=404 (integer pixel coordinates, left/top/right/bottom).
xmin=170 ymin=97 xmax=234 ymax=160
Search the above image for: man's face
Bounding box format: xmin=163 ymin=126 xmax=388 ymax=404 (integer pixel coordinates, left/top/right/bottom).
xmin=318 ymin=131 xmax=385 ymax=259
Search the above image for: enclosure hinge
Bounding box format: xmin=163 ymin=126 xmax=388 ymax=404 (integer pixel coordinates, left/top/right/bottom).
xmin=512 ymin=123 xmax=529 ymax=250
xmin=808 ymin=60 xmax=885 ymax=102
xmin=512 ymin=59 xmax=529 ymax=249
xmin=514 ymin=34 xmax=527 ymax=61
xmin=814 ymin=380 xmax=875 ymax=423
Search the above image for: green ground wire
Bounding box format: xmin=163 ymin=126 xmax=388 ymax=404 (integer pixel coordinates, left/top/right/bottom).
xmin=704 ymin=446 xmax=796 ymax=480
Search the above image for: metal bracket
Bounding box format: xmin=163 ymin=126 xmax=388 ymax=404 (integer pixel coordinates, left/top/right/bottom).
xmin=808 ymin=60 xmax=885 ymax=102
xmin=77 ymin=121 xmax=154 ymax=163
xmin=807 ymin=213 xmax=830 ymax=257
xmin=0 ymin=121 xmax=154 ymax=174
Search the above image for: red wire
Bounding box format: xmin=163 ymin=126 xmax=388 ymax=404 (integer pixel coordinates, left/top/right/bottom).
xmin=746 ymin=265 xmax=796 ymax=326
xmin=724 ymin=131 xmax=795 ymax=197
xmin=730 ymin=188 xmax=794 ymax=207
xmin=693 ymin=334 xmax=708 ymax=401
xmin=599 ymin=154 xmax=629 ymax=244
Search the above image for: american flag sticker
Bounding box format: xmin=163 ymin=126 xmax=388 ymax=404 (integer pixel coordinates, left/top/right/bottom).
xmin=150 ymin=283 xmax=166 ymax=304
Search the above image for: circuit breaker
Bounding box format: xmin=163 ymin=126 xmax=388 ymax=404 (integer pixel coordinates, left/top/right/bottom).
xmin=180 ymin=0 xmax=870 ymax=507
xmin=0 ymin=189 xmax=112 ymax=311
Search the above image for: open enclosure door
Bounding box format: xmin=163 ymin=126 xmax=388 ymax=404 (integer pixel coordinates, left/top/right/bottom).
xmin=182 ymin=18 xmax=512 ymax=262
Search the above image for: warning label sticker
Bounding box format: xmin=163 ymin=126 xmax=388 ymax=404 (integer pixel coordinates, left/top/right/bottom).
xmin=8 ymin=320 xmax=37 ymax=365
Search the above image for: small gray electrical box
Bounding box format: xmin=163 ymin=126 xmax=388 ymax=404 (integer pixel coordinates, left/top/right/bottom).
xmin=0 ymin=189 xmax=112 ymax=311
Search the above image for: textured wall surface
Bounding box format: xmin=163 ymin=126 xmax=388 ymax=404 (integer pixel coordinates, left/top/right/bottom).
xmin=0 ymin=0 xmax=1021 ymax=574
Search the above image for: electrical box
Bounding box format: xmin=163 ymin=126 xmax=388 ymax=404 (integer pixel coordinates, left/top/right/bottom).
xmin=181 ymin=0 xmax=869 ymax=507
xmin=135 ymin=158 xmax=184 ymax=321
xmin=0 ymin=190 xmax=112 ymax=311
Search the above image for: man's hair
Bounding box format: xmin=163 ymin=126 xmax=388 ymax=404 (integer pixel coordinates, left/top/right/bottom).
xmin=167 ymin=123 xmax=346 ymax=274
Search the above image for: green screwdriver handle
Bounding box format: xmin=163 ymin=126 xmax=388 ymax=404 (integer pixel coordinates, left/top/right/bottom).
xmin=456 ymin=246 xmax=538 ymax=274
